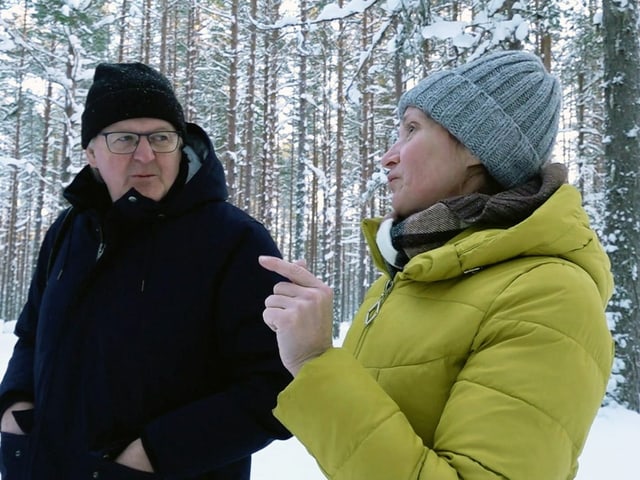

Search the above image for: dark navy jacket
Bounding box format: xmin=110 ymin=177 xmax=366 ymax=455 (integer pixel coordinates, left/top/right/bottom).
xmin=0 ymin=123 xmax=291 ymax=479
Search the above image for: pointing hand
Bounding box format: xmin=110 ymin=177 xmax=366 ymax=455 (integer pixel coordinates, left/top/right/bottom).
xmin=259 ymin=256 xmax=334 ymax=376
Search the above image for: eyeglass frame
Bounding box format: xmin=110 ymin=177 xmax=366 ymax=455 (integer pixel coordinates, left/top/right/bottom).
xmin=99 ymin=130 xmax=182 ymax=155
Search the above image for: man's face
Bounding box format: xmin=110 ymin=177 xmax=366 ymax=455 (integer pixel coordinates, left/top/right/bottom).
xmin=85 ymin=117 xmax=182 ymax=202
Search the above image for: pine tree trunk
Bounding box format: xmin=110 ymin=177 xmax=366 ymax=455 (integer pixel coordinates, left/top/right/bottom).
xmin=242 ymin=0 xmax=258 ymax=213
xmin=602 ymin=0 xmax=640 ymax=412
xmin=358 ymin=10 xmax=372 ymax=305
xmin=33 ymin=80 xmax=54 ymax=252
xmin=293 ymin=0 xmax=309 ymax=261
xmin=142 ymin=0 xmax=152 ymax=63
xmin=259 ymin=0 xmax=281 ymax=240
xmin=226 ymin=0 xmax=240 ymax=201
xmin=333 ymin=1 xmax=345 ymax=329
xmin=118 ymin=0 xmax=129 ymax=61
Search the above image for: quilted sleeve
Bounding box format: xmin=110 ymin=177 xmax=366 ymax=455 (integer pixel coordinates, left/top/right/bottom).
xmin=274 ymin=261 xmax=613 ymax=480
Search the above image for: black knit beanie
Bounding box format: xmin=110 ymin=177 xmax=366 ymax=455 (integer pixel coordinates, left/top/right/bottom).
xmin=81 ymin=62 xmax=187 ymax=149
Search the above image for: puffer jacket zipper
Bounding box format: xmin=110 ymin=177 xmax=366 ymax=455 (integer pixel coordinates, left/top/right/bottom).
xmin=353 ymin=277 xmax=394 ymax=357
xmin=96 ymin=224 xmax=106 ymax=261
xmin=364 ymin=278 xmax=394 ymax=325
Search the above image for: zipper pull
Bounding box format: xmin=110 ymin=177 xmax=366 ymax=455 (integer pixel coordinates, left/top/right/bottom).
xmin=365 ymin=278 xmax=394 ymax=326
xmin=96 ymin=242 xmax=106 ymax=260
xmin=463 ymin=266 xmax=482 ymax=275
xmin=96 ymin=225 xmax=105 ymax=261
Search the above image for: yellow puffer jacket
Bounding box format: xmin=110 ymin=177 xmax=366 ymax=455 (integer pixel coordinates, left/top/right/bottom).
xmin=274 ymin=184 xmax=614 ymax=480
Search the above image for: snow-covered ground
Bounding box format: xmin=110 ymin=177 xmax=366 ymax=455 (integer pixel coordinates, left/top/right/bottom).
xmin=0 ymin=322 xmax=638 ymax=479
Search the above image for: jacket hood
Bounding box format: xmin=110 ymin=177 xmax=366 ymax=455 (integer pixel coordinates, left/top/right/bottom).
xmin=180 ymin=122 xmax=228 ymax=204
xmin=364 ymin=184 xmax=613 ymax=307
xmin=64 ymin=122 xmax=228 ymax=217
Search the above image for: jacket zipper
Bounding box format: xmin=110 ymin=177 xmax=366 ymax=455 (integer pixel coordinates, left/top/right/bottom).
xmin=365 ymin=278 xmax=394 ymax=325
xmin=96 ymin=225 xmax=105 ymax=260
xmin=354 ymin=278 xmax=394 ymax=357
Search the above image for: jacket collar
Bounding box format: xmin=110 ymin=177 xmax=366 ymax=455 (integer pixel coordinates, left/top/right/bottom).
xmin=363 ymin=185 xmax=612 ymax=305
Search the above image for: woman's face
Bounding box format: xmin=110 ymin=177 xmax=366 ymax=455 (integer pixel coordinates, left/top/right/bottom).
xmin=381 ymin=107 xmax=480 ymax=218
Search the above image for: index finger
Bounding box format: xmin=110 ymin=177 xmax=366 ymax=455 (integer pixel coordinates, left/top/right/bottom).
xmin=258 ymin=255 xmax=323 ymax=288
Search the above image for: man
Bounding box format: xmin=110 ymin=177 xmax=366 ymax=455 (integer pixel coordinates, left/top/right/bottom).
xmin=0 ymin=62 xmax=291 ymax=479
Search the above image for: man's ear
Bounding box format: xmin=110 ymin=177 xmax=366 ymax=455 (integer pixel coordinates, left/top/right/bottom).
xmin=85 ymin=143 xmax=97 ymax=167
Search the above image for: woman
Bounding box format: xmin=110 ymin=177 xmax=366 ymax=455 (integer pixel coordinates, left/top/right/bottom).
xmin=259 ymin=50 xmax=614 ymax=480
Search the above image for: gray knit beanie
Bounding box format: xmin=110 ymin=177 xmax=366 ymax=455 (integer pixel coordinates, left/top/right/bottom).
xmin=397 ymin=50 xmax=562 ymax=189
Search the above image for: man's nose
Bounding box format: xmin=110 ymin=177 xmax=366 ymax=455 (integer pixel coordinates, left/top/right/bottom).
xmin=132 ymin=136 xmax=155 ymax=162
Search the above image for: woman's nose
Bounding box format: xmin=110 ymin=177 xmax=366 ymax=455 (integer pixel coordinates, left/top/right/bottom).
xmin=381 ymin=142 xmax=400 ymax=168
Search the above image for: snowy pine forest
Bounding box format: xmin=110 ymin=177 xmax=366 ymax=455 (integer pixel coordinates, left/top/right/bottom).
xmin=1 ymin=0 xmax=639 ymax=412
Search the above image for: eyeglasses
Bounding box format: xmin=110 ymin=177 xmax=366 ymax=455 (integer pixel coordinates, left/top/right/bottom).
xmin=101 ymin=131 xmax=181 ymax=154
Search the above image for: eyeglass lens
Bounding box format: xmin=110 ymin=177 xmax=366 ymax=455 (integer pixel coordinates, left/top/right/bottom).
xmin=104 ymin=131 xmax=179 ymax=154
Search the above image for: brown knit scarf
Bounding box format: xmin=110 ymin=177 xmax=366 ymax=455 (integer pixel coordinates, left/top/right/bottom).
xmin=381 ymin=163 xmax=568 ymax=269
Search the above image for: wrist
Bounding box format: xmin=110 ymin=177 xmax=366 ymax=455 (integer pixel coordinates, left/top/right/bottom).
xmin=288 ymin=349 xmax=331 ymax=377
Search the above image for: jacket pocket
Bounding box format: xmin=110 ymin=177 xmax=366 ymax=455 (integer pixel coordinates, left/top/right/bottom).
xmin=12 ymin=408 xmax=35 ymax=433
xmin=89 ymin=456 xmax=159 ymax=480
xmin=0 ymin=431 xmax=30 ymax=480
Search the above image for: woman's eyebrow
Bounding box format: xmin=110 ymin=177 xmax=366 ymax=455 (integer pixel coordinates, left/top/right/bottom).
xmin=401 ymin=110 xmax=422 ymax=124
xmin=400 ymin=114 xmax=412 ymax=128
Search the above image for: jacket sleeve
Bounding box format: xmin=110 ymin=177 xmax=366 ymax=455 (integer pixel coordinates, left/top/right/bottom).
xmin=140 ymin=220 xmax=292 ymax=477
xmin=0 ymin=214 xmax=67 ymax=416
xmin=273 ymin=262 xmax=614 ymax=480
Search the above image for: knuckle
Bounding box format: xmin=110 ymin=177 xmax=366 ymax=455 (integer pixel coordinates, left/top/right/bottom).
xmin=291 ymin=263 xmax=307 ymax=277
xmin=273 ymin=282 xmax=290 ymax=294
xmin=320 ymin=284 xmax=333 ymax=295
